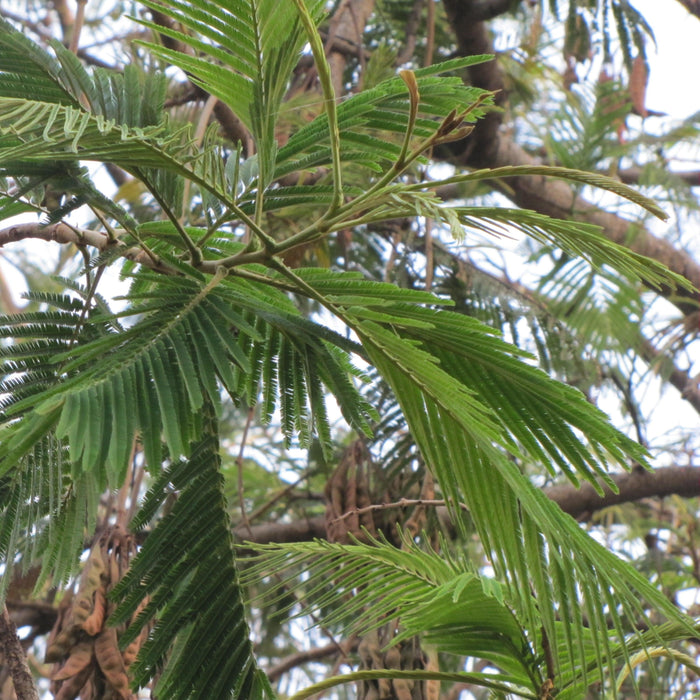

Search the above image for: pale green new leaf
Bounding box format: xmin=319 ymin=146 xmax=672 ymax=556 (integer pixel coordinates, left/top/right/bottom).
xmin=134 ymin=0 xmax=325 ymax=187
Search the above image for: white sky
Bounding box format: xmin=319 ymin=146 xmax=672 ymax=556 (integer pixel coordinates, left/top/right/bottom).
xmin=633 ymin=0 xmax=700 ymax=118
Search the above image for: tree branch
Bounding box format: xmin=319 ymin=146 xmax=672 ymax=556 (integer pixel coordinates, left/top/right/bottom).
xmin=545 ymin=466 xmax=700 ymax=519
xmin=675 ymin=0 xmax=700 ymax=21
xmin=0 ymin=604 xmax=38 ymax=700
xmin=0 ymin=222 xmax=173 ymax=274
xmin=266 ymin=638 xmax=359 ymax=682
xmin=463 ymin=0 xmax=515 ymax=22
xmin=234 ymin=466 xmax=700 ymax=548
xmin=440 ymin=0 xmax=700 ymax=317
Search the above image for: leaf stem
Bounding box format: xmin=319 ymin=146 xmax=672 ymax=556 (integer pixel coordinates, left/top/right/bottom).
xmin=133 ymin=167 xmax=202 ymax=265
xmin=287 ymin=670 xmax=537 ymax=700
xmin=292 ymin=0 xmax=343 ymax=213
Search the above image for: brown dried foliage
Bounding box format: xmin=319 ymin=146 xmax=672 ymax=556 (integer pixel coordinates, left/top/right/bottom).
xmin=629 ymin=54 xmax=649 ymax=118
xmin=324 ymin=440 xmax=378 ymax=544
xmin=45 ymin=526 xmax=149 ymax=700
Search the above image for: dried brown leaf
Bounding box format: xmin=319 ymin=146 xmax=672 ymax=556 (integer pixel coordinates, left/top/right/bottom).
xmin=629 ymin=55 xmax=649 ymax=118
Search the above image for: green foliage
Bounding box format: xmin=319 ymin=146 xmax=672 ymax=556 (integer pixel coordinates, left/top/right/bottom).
xmin=111 ymin=409 xmax=273 ymax=700
xmin=0 ymin=1 xmax=695 ymax=698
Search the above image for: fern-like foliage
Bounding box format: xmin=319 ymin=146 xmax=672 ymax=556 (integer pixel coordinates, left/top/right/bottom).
xmin=244 ymin=534 xmax=699 ymax=698
xmin=111 ymin=405 xmax=273 ymax=700
xmin=0 ymin=2 xmax=694 ymax=698
xmin=0 ymin=272 xmax=375 ymax=477
xmin=546 ymin=0 xmax=653 ymax=69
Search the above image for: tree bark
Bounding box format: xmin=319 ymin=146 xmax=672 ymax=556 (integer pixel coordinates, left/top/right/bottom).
xmin=234 ymin=466 xmax=700 ymax=547
xmin=0 ymin=604 xmax=38 ymax=700
xmin=439 ymin=0 xmax=700 ymax=317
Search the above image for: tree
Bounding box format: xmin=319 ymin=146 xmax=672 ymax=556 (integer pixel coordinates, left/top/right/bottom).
xmin=0 ymin=1 xmax=700 ymax=698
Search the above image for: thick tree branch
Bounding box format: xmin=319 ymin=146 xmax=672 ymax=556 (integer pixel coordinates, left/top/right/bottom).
xmin=0 ymin=604 xmax=38 ymax=700
xmin=639 ymin=336 xmax=700 ymax=415
xmin=461 ymin=0 xmax=515 ymax=22
xmin=326 ymin=0 xmax=376 ymax=95
xmin=0 ymin=222 xmax=173 ymax=274
xmin=545 ymin=466 xmax=700 ymax=519
xmin=234 ymin=515 xmax=327 ymax=548
xmin=440 ymin=0 xmax=700 ymax=317
xmin=234 ymin=466 xmax=700 ymax=548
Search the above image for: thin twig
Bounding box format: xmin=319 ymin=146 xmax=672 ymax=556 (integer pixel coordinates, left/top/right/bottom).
xmin=245 ymin=472 xmax=314 ymax=524
xmin=69 ymin=0 xmax=87 ymax=54
xmin=115 ymin=439 xmax=138 ymax=529
xmin=424 ymin=0 xmax=435 ymax=67
xmin=181 ymin=93 xmax=219 ymax=223
xmin=424 ymin=217 xmax=434 ymax=291
xmin=267 ymin=637 xmax=359 ymax=683
xmin=236 ymin=407 xmax=256 ymax=539
xmin=329 ymin=498 xmax=468 ymax=525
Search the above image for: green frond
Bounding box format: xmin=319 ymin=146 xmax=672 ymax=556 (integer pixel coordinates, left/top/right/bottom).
xmin=298 ymin=268 xmax=642 ymax=483
xmin=134 ymin=0 xmax=326 ymax=186
xmin=0 ymin=272 xmax=375 ymax=479
xmin=541 ymin=0 xmax=653 ymax=67
xmin=0 ymin=435 xmax=64 ymax=596
xmin=244 ymin=535 xmax=538 ymax=687
xmin=537 ymin=255 xmax=646 ymax=358
xmin=111 ymin=410 xmax=271 ymax=699
xmin=0 ymin=430 xmax=101 ymax=595
xmin=242 ymin=269 xmax=695 ymax=688
xmin=0 ymin=17 xmax=77 ymax=105
xmin=276 ymin=59 xmax=493 ymax=177
xmin=289 ymin=669 xmax=536 ymax=700
xmin=247 ymin=527 xmax=698 ymax=695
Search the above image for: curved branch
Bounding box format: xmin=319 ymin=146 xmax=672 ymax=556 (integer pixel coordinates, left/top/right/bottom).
xmin=0 ymin=222 xmax=173 ymax=274
xmin=440 ymin=0 xmax=700 ymax=316
xmin=267 ymin=638 xmax=358 ymax=682
xmin=675 ymin=0 xmax=700 ymax=21
xmin=545 ymin=466 xmax=700 ymax=519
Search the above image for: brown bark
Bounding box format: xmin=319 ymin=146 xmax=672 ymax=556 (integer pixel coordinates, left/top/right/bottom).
xmin=326 ymin=0 xmax=376 ymax=95
xmin=267 ymin=638 xmax=358 ymax=682
xmin=0 ymin=605 xmax=38 ymax=700
xmin=233 ymin=466 xmax=700 ymax=547
xmin=675 ymin=0 xmax=700 ymax=20
xmin=544 ymin=466 xmax=700 ymax=519
xmin=0 ymin=223 xmax=172 ymax=274
xmin=439 ymin=0 xmax=700 ymax=317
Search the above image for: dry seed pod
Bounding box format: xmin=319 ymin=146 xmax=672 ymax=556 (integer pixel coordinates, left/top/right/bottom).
xmin=425 ymin=649 xmax=440 ymax=700
xmin=108 ymin=549 xmax=121 ymax=589
xmin=121 ymin=637 xmax=141 ymax=669
xmin=54 ymin=662 xmax=92 ymax=700
xmin=391 ymin=678 xmax=413 ymax=700
xmin=86 ymin=544 xmax=107 ymax=590
xmin=71 ymin=545 xmax=108 ymax=628
xmin=70 ymin=592 xmax=93 ymax=628
xmin=629 ymin=55 xmax=649 ymax=118
xmin=46 ymin=591 xmax=76 ymax=662
xmin=82 ymin=586 xmax=107 ymax=636
xmin=122 ymin=619 xmax=150 ymax=669
xmin=81 ymin=677 xmax=98 ymax=700
xmin=52 ymin=640 xmax=93 ymax=681
xmin=94 ymin=627 xmax=132 ymax=699
xmin=46 ymin=627 xmax=80 ymax=663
